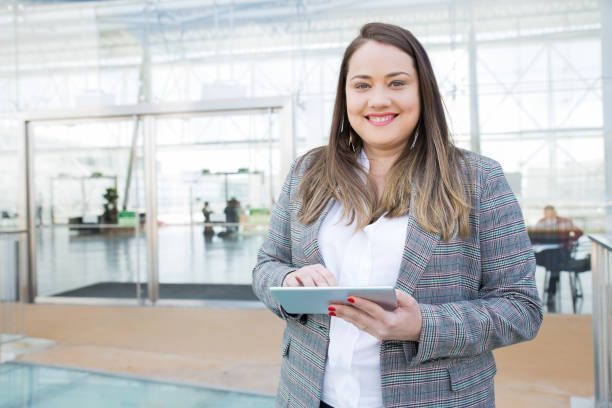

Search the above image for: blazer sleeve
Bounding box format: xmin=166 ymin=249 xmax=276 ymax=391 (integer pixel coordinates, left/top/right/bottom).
xmin=410 ymin=160 xmax=543 ymax=365
xmin=251 ymin=159 xmax=300 ymax=320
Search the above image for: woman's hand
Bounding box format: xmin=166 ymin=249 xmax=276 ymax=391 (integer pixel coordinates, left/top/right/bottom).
xmin=282 ymin=264 xmax=338 ymax=287
xmin=329 ymin=289 xmax=422 ymax=341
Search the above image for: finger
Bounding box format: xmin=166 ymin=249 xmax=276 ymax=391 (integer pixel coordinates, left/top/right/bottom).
xmin=332 ymin=304 xmax=376 ymax=331
xmin=395 ymin=289 xmax=416 ymax=307
xmin=316 ymin=265 xmax=338 ymax=286
xmin=314 ymin=264 xmax=338 ymax=286
xmin=282 ymin=273 xmax=297 ymax=287
xmin=284 ymin=275 xmax=301 ymax=287
xmin=296 ymin=274 xmax=316 ymax=287
xmin=311 ymin=272 xmax=330 ymax=287
xmin=347 ymin=295 xmax=386 ymax=318
xmin=307 ymin=264 xmax=332 ymax=286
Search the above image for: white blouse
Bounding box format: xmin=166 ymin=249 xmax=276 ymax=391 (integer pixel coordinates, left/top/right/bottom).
xmin=319 ymin=151 xmax=409 ymax=408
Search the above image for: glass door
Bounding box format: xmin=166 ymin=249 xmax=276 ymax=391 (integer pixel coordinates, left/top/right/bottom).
xmin=153 ymin=110 xmax=282 ymax=301
xmin=29 ymin=117 xmax=147 ymax=302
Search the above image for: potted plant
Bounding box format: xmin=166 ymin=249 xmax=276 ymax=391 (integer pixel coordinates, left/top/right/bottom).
xmin=102 ymin=187 xmax=119 ymax=224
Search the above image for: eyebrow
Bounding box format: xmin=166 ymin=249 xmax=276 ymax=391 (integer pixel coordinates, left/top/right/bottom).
xmin=349 ymin=71 xmax=413 ymax=81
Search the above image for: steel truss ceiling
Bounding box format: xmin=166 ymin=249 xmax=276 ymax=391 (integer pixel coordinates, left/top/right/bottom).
xmin=0 ymin=0 xmax=600 ymax=69
xmin=0 ymin=0 xmax=607 ymax=228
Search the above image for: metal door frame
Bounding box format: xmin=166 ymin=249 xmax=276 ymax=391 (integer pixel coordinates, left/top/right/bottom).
xmin=19 ymin=97 xmax=294 ymax=305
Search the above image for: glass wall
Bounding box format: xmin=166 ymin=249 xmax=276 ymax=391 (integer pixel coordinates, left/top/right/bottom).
xmin=22 ymin=103 xmax=286 ymax=303
xmin=0 ymin=115 xmax=19 ymax=232
xmin=0 ymin=0 xmax=606 ymax=312
xmin=1 ymin=232 xmax=23 ymax=345
xmin=0 ymin=102 xmax=24 ymax=343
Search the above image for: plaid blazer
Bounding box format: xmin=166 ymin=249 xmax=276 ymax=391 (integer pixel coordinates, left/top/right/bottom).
xmin=252 ymin=149 xmax=543 ymax=408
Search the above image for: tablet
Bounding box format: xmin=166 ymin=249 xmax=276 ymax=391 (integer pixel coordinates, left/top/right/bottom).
xmin=270 ymin=286 xmax=397 ymax=315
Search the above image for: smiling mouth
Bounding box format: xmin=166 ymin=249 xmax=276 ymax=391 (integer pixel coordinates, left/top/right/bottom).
xmin=365 ymin=114 xmax=398 ymax=126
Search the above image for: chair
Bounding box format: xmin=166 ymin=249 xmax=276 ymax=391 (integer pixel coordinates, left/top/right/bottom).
xmin=535 ymin=240 xmax=591 ymax=313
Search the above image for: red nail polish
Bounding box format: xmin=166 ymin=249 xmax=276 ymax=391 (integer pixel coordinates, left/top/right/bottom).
xmin=329 ymin=312 xmax=336 ymax=316
xmin=347 ymin=297 xmax=355 ymax=303
xmin=328 ymin=306 xmax=336 ymax=312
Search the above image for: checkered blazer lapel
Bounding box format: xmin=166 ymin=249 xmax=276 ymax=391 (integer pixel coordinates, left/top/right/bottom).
xmin=398 ymin=182 xmax=441 ymax=295
xmin=302 ymin=199 xmax=335 ymax=266
xmin=396 ymin=215 xmax=441 ymax=295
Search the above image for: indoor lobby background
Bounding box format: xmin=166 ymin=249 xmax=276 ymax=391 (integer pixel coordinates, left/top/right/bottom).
xmin=0 ymin=0 xmax=611 ymax=407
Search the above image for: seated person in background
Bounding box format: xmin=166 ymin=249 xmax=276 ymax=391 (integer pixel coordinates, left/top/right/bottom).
xmin=535 ymin=205 xmax=582 ymax=242
xmin=533 ymin=205 xmax=583 ymax=307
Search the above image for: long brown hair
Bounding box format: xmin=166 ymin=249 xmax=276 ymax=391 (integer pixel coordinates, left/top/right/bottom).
xmin=297 ymin=22 xmax=472 ymax=242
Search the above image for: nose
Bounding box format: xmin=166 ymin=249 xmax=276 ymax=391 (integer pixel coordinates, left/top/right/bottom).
xmin=367 ymin=87 xmax=391 ymax=109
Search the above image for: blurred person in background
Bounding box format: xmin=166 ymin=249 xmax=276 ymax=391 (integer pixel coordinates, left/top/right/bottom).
xmin=534 ymin=205 xmax=583 ymax=309
xmin=253 ymin=22 xmax=542 ymax=408
xmin=202 ymin=201 xmax=214 ymax=237
xmin=220 ymin=197 xmax=241 ymax=237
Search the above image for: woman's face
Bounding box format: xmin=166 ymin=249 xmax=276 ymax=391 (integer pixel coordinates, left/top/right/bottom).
xmin=345 ymin=40 xmax=420 ymax=153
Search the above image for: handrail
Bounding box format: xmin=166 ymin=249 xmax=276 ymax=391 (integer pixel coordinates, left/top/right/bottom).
xmin=590 ymin=234 xmax=612 ymax=407
xmin=590 ymin=234 xmax=612 ymax=252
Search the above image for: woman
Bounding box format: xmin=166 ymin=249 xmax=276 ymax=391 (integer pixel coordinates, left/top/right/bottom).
xmin=253 ymin=22 xmax=542 ymax=408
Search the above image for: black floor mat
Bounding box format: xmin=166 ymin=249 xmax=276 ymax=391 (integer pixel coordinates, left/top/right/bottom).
xmin=53 ymin=282 xmax=258 ymax=301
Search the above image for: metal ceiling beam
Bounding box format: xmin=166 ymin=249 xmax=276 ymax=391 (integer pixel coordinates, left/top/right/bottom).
xmin=0 ymin=24 xmax=601 ymax=73
xmin=0 ymin=0 xmax=599 ymax=38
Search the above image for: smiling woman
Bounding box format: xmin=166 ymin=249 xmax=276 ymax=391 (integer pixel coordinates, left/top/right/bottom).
xmin=345 ymin=42 xmax=421 ymax=154
xmin=252 ymin=22 xmax=542 ymax=408
xmin=296 ymin=23 xmax=472 ymax=241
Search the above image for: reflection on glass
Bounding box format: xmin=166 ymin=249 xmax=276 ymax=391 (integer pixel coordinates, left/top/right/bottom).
xmin=0 ymin=362 xmax=274 ymax=407
xmin=0 ymin=153 xmax=19 ymax=230
xmin=31 ymin=118 xmax=147 ymax=299
xmin=155 ymin=112 xmax=280 ymax=300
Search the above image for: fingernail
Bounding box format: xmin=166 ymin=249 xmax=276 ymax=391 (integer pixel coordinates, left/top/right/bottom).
xmin=347 ymin=297 xmax=355 ymax=303
xmin=329 ymin=312 xmax=336 ymax=316
xmin=328 ymin=306 xmax=335 ymax=312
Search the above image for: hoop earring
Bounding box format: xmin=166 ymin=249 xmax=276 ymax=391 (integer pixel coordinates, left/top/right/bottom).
xmin=340 ymin=118 xmax=344 ymax=134
xmin=410 ymin=129 xmax=419 ymax=150
xmin=348 ymin=133 xmax=357 ymax=153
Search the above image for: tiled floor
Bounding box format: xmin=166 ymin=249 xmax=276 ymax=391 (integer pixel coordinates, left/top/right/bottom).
xmin=7 ymin=303 xmax=596 ymax=408
xmin=5 ymin=227 xmax=596 ymax=408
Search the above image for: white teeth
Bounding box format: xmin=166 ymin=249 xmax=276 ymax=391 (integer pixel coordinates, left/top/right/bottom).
xmin=369 ymin=115 xmax=394 ymax=123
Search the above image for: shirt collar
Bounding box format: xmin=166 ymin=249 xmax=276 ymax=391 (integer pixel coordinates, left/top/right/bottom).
xmin=357 ymin=148 xmax=369 ymax=173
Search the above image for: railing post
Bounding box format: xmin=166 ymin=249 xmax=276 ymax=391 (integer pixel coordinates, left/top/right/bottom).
xmin=0 ymin=231 xmax=26 ymax=361
xmin=590 ymin=234 xmax=612 ymax=408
